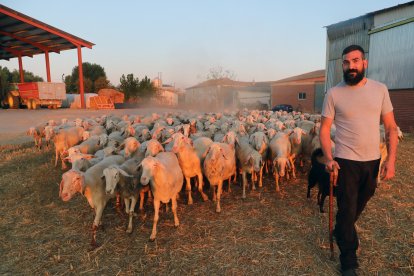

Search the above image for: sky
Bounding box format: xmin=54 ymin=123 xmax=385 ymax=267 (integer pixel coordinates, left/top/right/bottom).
xmin=0 ymin=0 xmax=411 ymax=89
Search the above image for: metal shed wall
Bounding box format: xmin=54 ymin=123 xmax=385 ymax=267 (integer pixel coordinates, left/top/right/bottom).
xmin=326 ymin=16 xmax=373 ymax=90
xmin=374 ymin=5 xmax=414 ymax=27
xmin=368 ymin=22 xmax=414 ymax=89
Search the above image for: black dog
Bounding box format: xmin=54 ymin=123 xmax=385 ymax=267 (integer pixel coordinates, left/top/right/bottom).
xmin=307 ymin=148 xmax=336 ymax=213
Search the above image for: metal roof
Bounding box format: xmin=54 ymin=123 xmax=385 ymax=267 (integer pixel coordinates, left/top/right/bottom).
xmin=0 ymin=4 xmax=94 ymax=60
xmin=272 ymin=69 xmax=325 ymax=84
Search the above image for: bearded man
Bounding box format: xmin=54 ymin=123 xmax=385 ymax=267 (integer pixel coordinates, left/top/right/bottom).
xmin=320 ymin=45 xmax=398 ymax=276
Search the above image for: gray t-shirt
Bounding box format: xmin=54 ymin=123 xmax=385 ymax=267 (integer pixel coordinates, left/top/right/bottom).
xmin=322 ymin=79 xmax=393 ymax=161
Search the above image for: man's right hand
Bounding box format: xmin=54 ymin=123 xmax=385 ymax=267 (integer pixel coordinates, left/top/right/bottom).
xmin=325 ymin=160 xmax=340 ymax=186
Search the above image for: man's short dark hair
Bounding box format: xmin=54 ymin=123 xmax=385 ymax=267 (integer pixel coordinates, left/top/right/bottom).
xmin=342 ymin=45 xmax=365 ymax=59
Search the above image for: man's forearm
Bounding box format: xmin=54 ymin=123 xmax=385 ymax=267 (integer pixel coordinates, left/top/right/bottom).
xmin=385 ymin=126 xmax=398 ymax=163
xmin=320 ymin=128 xmax=333 ymax=161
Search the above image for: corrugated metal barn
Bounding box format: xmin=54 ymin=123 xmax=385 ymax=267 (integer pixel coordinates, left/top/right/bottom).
xmin=326 ymin=1 xmax=414 ymax=132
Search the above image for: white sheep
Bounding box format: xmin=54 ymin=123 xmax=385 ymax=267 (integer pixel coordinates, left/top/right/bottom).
xmin=53 ymin=126 xmax=85 ymax=169
xmin=59 ymin=155 xmax=125 ymax=247
xmin=203 ymin=142 xmax=236 ymax=212
xmin=269 ymin=133 xmax=293 ymax=192
xmin=139 ymin=152 xmax=183 ymax=241
xmin=171 ymin=133 xmax=209 ymax=204
xmin=235 ymin=140 xmax=263 ymax=198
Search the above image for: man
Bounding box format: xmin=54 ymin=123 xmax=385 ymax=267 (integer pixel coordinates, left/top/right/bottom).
xmin=320 ymin=45 xmax=398 ymax=275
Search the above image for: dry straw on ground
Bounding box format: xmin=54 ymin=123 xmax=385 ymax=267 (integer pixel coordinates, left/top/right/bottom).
xmin=0 ymin=136 xmax=413 ymax=275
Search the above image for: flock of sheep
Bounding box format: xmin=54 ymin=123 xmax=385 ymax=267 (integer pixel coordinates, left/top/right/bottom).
xmin=26 ymin=108 xmax=398 ymax=247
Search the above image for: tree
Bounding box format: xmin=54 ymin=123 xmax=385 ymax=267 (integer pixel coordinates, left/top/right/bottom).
xmin=66 ymin=62 xmax=109 ymax=93
xmin=10 ymin=70 xmax=43 ymax=83
xmin=138 ymin=76 xmax=156 ymax=98
xmin=119 ymin=73 xmax=140 ymax=101
xmin=118 ymin=74 xmax=156 ymax=101
xmin=206 ymin=66 xmax=236 ymax=80
xmin=94 ymin=76 xmax=110 ymax=92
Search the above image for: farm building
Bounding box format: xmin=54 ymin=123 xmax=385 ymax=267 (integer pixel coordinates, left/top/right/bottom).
xmin=271 ymin=70 xmax=325 ymax=113
xmin=152 ymin=77 xmax=179 ymax=106
xmin=185 ymin=78 xmax=272 ymax=110
xmin=326 ymin=1 xmax=414 ymax=132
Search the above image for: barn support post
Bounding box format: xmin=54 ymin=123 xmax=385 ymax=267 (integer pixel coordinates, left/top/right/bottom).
xmin=18 ymin=55 xmax=24 ymax=83
xmin=45 ymin=50 xmax=51 ymax=82
xmin=77 ymin=45 xmax=85 ymax=109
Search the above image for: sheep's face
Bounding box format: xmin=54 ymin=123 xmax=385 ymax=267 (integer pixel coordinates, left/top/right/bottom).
xmin=171 ymin=134 xmax=186 ymax=153
xmin=27 ymin=127 xmax=36 ymax=136
xmin=60 ymin=170 xmax=83 ymax=201
xmin=145 ymin=140 xmax=164 ymax=157
xmin=252 ymin=155 xmax=263 ymax=173
xmin=290 ymin=127 xmax=306 ymax=145
xmin=67 ymin=147 xmax=81 ymax=157
xmin=274 ymin=157 xmax=289 ymax=177
xmin=103 ymin=167 xmax=120 ymax=195
xmin=140 ymin=157 xmax=157 ymax=185
xmin=99 ymin=134 xmax=108 ymax=146
xmin=82 ymin=131 xmax=90 ymax=141
xmin=44 ymin=126 xmax=55 ymax=141
xmin=125 ymin=138 xmax=140 ymax=157
xmin=75 ymin=118 xmax=83 ymax=127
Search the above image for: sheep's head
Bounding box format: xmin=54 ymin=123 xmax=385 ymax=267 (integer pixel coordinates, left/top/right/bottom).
xmin=59 ymin=170 xmax=83 ymax=201
xmin=250 ymin=154 xmax=263 ymax=173
xmin=273 ymin=157 xmax=290 ymax=177
xmin=103 ymin=167 xmax=121 ymax=195
xmin=140 ymin=157 xmax=158 ymax=185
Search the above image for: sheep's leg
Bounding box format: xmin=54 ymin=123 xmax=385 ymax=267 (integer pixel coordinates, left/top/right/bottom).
xmin=171 ymin=196 xmax=179 ymax=227
xmin=242 ymin=171 xmax=247 ymax=199
xmin=55 ymin=149 xmax=59 ymax=167
xmin=216 ymin=181 xmax=223 ymax=213
xmin=147 ymin=190 xmax=153 ymax=203
xmin=126 ymin=196 xmax=137 ymax=234
xmin=115 ymin=194 xmax=123 ymax=216
xmin=212 ymin=185 xmax=217 ymax=202
xmin=251 ymin=172 xmax=256 ymax=191
xmin=139 ymin=190 xmax=146 ymax=211
xmin=91 ymin=205 xmax=104 ymax=247
xmin=274 ymin=172 xmax=280 ymax=192
xmin=197 ymin=173 xmax=209 ymax=201
xmin=259 ymin=166 xmax=264 ymax=188
xmin=124 ymin=198 xmax=130 ymax=215
xmin=289 ymin=157 xmax=296 ymax=179
xmin=228 ymin=178 xmax=232 ymax=193
xmin=185 ymin=177 xmax=193 ymax=205
xmin=150 ymin=200 xmax=160 ymax=242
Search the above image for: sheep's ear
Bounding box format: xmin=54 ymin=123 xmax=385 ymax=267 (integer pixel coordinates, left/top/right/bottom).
xmin=202 ymin=147 xmax=210 ymax=159
xmin=244 ymin=155 xmax=252 ymax=165
xmin=118 ymin=168 xmax=133 ymax=178
xmin=162 ymin=137 xmax=173 ymax=145
xmin=158 ymin=144 xmax=165 ymax=152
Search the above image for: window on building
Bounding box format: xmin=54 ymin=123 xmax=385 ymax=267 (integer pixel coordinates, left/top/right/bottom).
xmin=298 ymin=92 xmax=306 ymax=100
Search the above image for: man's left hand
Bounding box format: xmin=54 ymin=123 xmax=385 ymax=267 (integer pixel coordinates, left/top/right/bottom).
xmin=380 ymin=160 xmax=395 ymax=181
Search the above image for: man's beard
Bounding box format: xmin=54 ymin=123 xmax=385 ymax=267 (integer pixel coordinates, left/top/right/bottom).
xmin=343 ymin=68 xmax=365 ymax=86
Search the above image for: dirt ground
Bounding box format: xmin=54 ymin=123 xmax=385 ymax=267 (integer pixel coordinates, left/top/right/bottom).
xmin=0 ymin=109 xmax=412 ymax=275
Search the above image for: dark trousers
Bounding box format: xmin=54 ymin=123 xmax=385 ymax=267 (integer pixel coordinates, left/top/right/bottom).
xmin=334 ymin=157 xmax=380 ymax=271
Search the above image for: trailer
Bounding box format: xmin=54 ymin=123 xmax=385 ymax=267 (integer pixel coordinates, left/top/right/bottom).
xmin=7 ymin=82 xmax=66 ymax=109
